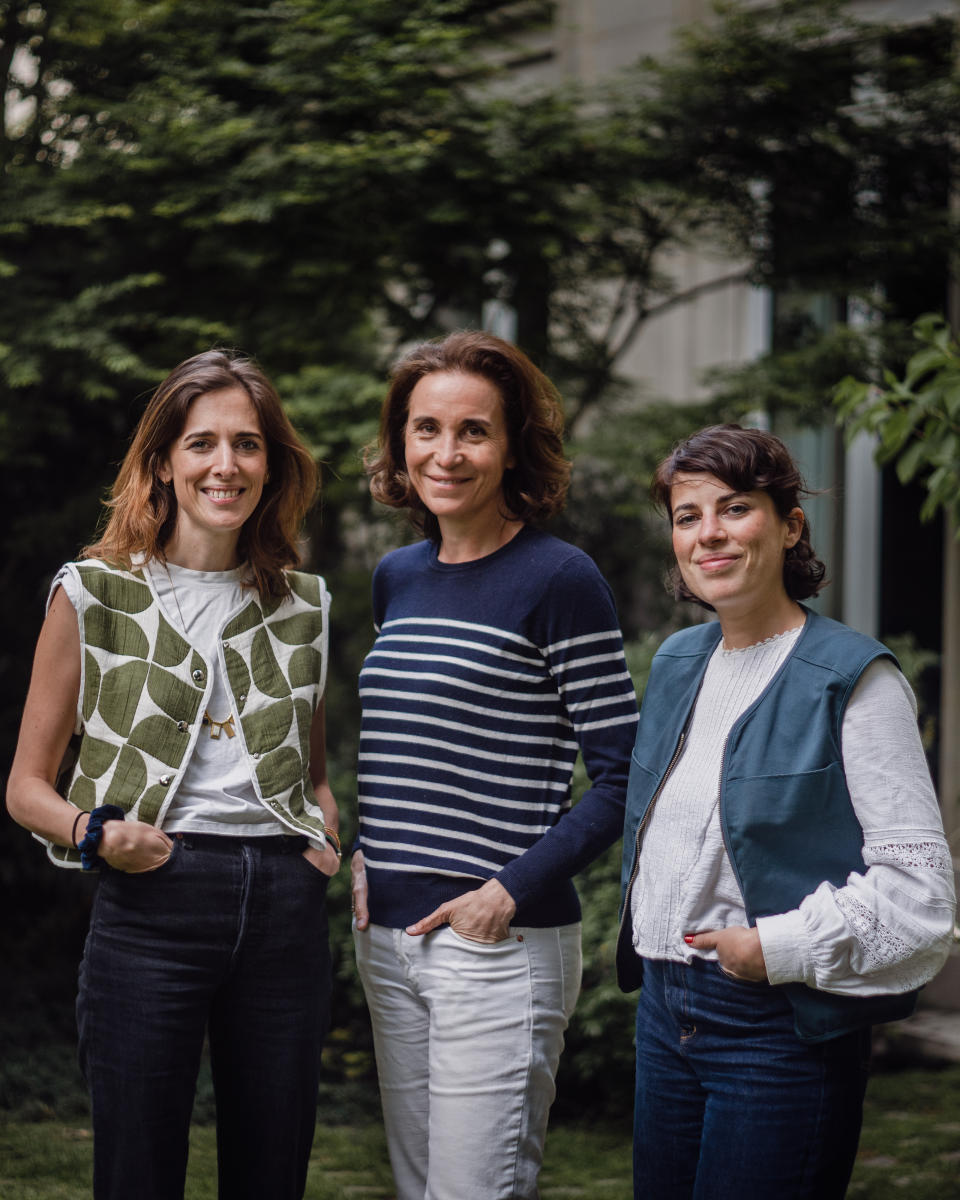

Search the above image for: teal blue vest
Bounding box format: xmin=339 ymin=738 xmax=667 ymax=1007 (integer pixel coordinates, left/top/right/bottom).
xmin=616 ymin=608 xmax=919 ymax=1042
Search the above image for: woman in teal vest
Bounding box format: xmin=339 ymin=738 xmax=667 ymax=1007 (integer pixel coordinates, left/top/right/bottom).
xmin=7 ymin=350 xmax=340 ymax=1200
xmin=618 ymin=424 xmax=955 ymax=1200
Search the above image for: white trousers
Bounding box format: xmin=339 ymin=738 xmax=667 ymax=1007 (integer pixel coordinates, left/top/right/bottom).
xmin=354 ymin=922 xmax=582 ymax=1200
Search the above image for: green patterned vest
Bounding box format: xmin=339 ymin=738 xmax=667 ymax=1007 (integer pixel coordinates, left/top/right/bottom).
xmin=47 ymin=559 xmax=330 ymax=867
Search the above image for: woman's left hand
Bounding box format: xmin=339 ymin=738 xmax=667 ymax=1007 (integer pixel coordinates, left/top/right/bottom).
xmin=406 ymin=878 xmax=517 ymax=943
xmin=684 ymin=926 xmax=768 ymax=982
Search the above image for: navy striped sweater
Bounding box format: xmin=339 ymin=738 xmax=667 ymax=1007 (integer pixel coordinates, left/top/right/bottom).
xmin=357 ymin=526 xmax=639 ymax=928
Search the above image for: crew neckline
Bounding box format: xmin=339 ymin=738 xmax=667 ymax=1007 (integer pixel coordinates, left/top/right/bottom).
xmin=719 ymin=621 xmax=805 ymax=656
xmin=155 ymin=560 xmax=247 ymax=586
xmin=428 ymin=524 xmax=531 ymax=572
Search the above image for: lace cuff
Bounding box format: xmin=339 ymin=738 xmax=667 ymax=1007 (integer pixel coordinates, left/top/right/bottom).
xmin=834 ymin=891 xmax=932 ymax=989
xmin=863 ymin=840 xmax=953 ymax=874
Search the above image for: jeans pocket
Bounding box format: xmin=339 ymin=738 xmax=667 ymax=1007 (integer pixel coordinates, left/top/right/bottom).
xmin=112 ymin=834 xmax=180 ymax=878
xmin=445 ymin=926 xmax=516 ymax=950
xmin=136 ymin=838 xmax=178 ymax=875
xmin=94 ymin=838 xmax=181 ymax=926
xmin=715 ymin=961 xmax=770 ymax=989
xmin=293 ymin=850 xmax=332 ymax=889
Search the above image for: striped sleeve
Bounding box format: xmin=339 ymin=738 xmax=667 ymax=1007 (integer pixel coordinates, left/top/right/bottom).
xmin=495 ymin=553 xmax=638 ymax=907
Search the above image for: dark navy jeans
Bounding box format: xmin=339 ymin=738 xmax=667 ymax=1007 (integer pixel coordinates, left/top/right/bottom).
xmin=633 ymin=957 xmax=871 ymax=1200
xmin=77 ymin=832 xmax=332 ymax=1200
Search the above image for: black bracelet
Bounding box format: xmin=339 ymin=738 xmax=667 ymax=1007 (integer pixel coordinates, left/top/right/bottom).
xmin=77 ymin=805 xmax=126 ymax=871
xmin=71 ymin=809 xmax=86 ymax=849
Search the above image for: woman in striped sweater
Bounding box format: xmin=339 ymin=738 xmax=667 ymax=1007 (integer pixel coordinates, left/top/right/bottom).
xmin=351 ymin=331 xmax=639 ymax=1200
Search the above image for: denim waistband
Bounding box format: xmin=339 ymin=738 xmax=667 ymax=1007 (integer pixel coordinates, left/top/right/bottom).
xmin=169 ymin=831 xmax=307 ymax=855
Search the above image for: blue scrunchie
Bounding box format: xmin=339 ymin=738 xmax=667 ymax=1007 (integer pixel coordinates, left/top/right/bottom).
xmin=77 ymin=805 xmax=126 ymax=871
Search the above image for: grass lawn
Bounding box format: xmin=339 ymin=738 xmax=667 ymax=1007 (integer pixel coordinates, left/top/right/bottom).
xmin=0 ymin=1120 xmax=631 ymax=1199
xmin=1 ymin=1065 xmax=959 ymax=1198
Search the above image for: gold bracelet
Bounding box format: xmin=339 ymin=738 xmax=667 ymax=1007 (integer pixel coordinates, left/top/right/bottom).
xmin=323 ymin=826 xmax=342 ymax=858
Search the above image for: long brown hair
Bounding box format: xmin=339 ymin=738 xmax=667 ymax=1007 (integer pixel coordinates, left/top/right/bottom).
xmin=84 ymin=350 xmax=318 ymax=600
xmin=651 ymin=423 xmax=826 ymax=609
xmin=366 ymin=330 xmax=571 ymax=541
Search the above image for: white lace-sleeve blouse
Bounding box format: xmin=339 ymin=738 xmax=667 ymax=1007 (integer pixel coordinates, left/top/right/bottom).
xmin=630 ymin=626 xmax=956 ymax=996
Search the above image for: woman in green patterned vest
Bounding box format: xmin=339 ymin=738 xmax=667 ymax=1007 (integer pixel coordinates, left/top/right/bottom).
xmin=8 ymin=350 xmax=341 ymax=1200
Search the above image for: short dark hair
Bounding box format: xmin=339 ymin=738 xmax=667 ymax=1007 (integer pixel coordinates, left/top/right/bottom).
xmin=365 ymin=330 xmax=571 ymax=540
xmin=84 ymin=349 xmax=318 ymax=600
xmin=651 ymin=423 xmax=826 ymax=609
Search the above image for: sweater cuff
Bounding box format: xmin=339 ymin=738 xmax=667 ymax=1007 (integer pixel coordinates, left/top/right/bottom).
xmin=493 ymin=863 xmax=525 ymax=908
xmin=756 ymin=910 xmax=809 ymax=986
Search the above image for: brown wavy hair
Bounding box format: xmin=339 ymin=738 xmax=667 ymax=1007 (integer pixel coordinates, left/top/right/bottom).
xmin=651 ymin=423 xmax=827 ymax=610
xmin=84 ymin=350 xmax=318 ymax=600
xmin=366 ymin=330 xmax=571 ymax=540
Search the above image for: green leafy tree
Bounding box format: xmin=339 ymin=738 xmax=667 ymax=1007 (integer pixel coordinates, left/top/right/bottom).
xmin=595 ymin=0 xmax=960 ymax=434
xmin=628 ymin=0 xmax=958 ymax=296
xmin=0 ymin=0 xmax=555 ymax=731
xmin=834 ymin=312 xmax=960 ymax=534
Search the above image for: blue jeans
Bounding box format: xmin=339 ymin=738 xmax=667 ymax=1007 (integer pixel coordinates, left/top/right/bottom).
xmin=633 ymin=958 xmax=871 ymax=1200
xmin=77 ymin=832 xmax=332 ymax=1200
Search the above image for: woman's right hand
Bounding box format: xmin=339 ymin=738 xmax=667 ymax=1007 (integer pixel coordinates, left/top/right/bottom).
xmin=684 ymin=926 xmax=768 ymax=982
xmin=351 ymin=849 xmax=370 ymax=930
xmin=98 ymin=819 xmax=173 ymax=873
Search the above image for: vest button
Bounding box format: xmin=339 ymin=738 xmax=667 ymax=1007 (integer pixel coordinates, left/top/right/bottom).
xmin=159 ymin=774 xmax=173 ymax=786
xmin=252 ymin=752 xmax=261 ymax=761
xmin=239 ymin=693 xmax=247 ymax=704
xmin=192 ymin=669 xmax=204 ymax=684
xmin=223 ymin=640 xmax=230 ymax=649
xmin=176 ymin=721 xmax=188 ymax=733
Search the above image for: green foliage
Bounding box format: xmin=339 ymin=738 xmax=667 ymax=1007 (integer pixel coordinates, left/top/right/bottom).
xmin=6 ymin=1066 xmax=960 ymax=1197
xmin=704 ymin=323 xmax=915 ymax=429
xmin=834 ymin=314 xmax=960 ymax=534
xmin=629 ymin=0 xmax=960 ymax=299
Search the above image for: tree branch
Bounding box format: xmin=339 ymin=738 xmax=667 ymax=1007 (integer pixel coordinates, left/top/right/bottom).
xmin=640 ymin=267 xmax=754 ymax=325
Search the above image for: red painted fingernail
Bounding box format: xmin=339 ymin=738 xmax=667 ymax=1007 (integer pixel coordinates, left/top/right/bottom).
xmin=683 ymin=935 xmax=695 ymax=945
